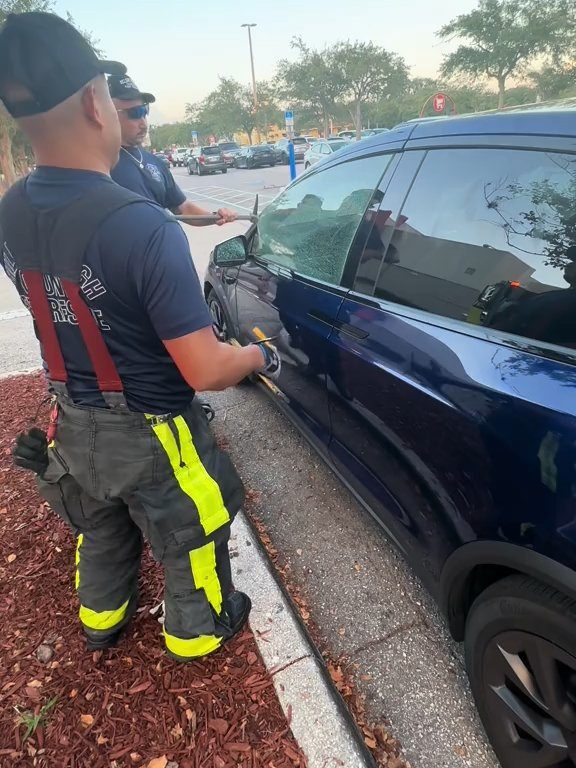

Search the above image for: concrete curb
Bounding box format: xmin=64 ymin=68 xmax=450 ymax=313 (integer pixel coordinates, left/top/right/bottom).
xmin=232 ymin=513 xmax=373 ymax=768
xmin=0 ymin=366 xmax=42 ymax=380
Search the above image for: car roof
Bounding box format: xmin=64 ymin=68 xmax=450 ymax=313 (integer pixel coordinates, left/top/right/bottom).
xmin=332 ymin=99 xmax=576 ymax=163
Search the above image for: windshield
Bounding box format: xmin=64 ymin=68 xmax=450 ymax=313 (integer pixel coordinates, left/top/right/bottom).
xmin=293 ymin=137 xmax=308 ymax=144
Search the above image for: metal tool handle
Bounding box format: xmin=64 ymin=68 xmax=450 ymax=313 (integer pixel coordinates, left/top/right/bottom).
xmin=174 ymin=213 xmax=255 ymax=225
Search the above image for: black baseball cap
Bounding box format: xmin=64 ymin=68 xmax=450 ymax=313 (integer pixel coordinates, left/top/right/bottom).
xmin=0 ymin=12 xmax=126 ymax=118
xmin=108 ymin=75 xmax=155 ymax=105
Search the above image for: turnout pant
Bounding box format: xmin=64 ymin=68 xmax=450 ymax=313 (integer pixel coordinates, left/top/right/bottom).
xmin=38 ymin=397 xmax=245 ymax=659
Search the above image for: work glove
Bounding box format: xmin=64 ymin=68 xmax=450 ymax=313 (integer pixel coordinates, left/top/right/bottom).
xmin=13 ymin=427 xmax=49 ymax=476
xmin=255 ymin=342 xmax=281 ymax=382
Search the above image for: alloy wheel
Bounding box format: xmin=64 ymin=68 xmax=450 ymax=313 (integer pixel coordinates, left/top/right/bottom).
xmin=483 ymin=630 xmax=576 ymax=767
xmin=209 ymin=295 xmax=228 ymax=341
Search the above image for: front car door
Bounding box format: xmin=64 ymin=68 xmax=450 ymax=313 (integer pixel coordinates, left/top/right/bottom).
xmin=327 ymin=137 xmax=576 ymax=585
xmin=232 ymin=154 xmax=392 ymax=447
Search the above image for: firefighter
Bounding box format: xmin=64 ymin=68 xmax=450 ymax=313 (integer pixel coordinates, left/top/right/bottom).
xmin=0 ymin=11 xmax=280 ymax=660
xmin=108 ymin=73 xmax=236 ymax=225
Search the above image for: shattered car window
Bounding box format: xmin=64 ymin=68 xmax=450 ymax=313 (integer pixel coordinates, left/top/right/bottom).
xmin=255 ymin=155 xmax=391 ymax=284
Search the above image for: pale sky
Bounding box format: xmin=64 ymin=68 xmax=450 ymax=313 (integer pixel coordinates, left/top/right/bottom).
xmin=53 ymin=0 xmax=478 ymax=123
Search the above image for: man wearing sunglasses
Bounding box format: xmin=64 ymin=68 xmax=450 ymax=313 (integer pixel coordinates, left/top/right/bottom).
xmin=109 ymin=75 xmax=236 ymax=225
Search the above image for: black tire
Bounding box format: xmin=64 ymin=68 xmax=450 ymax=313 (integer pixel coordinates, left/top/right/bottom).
xmin=187 ymin=164 xmax=193 ymax=175
xmin=222 ymin=168 xmax=228 ymax=174
xmin=465 ymin=574 xmax=576 ymax=768
xmin=270 ymin=161 xmax=276 ymax=167
xmin=197 ymin=163 xmax=203 ymax=176
xmin=282 ymin=153 xmax=289 ymax=165
xmin=207 ymin=288 xmax=231 ymax=342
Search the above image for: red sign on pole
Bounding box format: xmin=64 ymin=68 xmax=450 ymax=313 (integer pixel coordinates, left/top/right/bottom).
xmin=433 ymin=93 xmax=446 ymax=113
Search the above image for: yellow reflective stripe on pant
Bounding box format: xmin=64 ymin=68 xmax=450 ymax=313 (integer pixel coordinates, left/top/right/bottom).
xmin=190 ymin=541 xmax=223 ymax=614
xmin=163 ymin=627 xmax=222 ymax=659
xmin=75 ymin=533 xmax=83 ymax=590
xmin=150 ymin=415 xmax=230 ymax=536
xmin=163 ymin=541 xmax=224 ymax=659
xmin=75 ymin=533 xmax=130 ymax=632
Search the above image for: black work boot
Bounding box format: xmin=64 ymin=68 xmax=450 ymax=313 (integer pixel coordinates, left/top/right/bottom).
xmin=165 ymin=591 xmax=252 ymax=663
xmin=215 ymin=590 xmax=252 ymax=640
xmin=84 ymin=594 xmax=139 ymax=651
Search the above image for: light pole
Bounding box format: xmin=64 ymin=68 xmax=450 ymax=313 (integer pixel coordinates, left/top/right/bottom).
xmin=241 ymin=23 xmax=261 ymax=143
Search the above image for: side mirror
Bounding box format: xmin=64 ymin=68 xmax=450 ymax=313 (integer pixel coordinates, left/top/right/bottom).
xmin=213 ymin=235 xmax=249 ymax=267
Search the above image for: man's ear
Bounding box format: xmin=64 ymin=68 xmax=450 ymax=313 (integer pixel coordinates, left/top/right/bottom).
xmin=81 ymin=83 xmax=102 ymax=127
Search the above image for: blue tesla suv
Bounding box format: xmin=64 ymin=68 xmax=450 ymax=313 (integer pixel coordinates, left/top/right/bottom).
xmin=205 ymin=102 xmax=576 ymax=768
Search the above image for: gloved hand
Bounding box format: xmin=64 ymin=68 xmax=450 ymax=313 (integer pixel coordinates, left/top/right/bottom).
xmin=13 ymin=427 xmax=48 ymax=475
xmin=254 ymin=342 xmax=281 ymax=382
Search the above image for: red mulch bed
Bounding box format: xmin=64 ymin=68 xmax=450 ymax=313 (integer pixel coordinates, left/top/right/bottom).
xmin=0 ymin=373 xmax=306 ymax=768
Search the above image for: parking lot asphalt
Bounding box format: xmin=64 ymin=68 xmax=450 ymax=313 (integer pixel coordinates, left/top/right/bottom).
xmin=0 ymin=165 xmax=500 ymax=767
xmin=173 ymin=162 xmax=295 ymax=213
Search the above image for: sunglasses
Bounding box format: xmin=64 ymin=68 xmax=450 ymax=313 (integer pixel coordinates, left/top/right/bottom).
xmin=117 ymin=104 xmax=150 ymax=120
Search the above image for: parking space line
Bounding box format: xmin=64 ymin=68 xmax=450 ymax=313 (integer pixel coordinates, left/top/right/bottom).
xmin=181 ymin=191 xmax=253 ymax=212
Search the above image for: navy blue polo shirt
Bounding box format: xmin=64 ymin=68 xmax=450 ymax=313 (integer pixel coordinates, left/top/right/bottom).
xmin=111 ymin=147 xmax=186 ymax=210
xmin=0 ymin=167 xmax=211 ymax=414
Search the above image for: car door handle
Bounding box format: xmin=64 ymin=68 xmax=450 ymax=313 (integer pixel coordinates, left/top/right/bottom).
xmin=307 ymin=310 xmax=369 ymax=340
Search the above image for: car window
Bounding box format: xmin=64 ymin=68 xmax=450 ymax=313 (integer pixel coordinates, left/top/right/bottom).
xmin=374 ymin=147 xmax=576 ymax=351
xmin=293 ymin=137 xmax=307 ymax=145
xmin=202 ymin=147 xmax=221 ymax=155
xmin=219 ymin=143 xmax=238 ymax=150
xmin=254 ymin=155 xmax=391 ymax=285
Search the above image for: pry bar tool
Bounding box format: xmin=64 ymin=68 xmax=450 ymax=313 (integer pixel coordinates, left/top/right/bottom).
xmin=174 ymin=195 xmax=259 ymax=226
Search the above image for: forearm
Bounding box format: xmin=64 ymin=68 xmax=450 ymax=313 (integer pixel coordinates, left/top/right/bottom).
xmin=197 ymin=343 xmax=263 ymax=391
xmin=174 ymin=200 xmax=211 ymax=222
xmin=164 ymin=332 xmax=264 ymax=392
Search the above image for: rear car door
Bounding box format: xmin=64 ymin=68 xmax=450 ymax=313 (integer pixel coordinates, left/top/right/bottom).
xmin=233 ymin=154 xmax=392 ymax=447
xmin=327 ymin=138 xmax=576 ymax=583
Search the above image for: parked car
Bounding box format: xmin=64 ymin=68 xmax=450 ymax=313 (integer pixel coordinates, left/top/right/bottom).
xmin=304 ymin=136 xmax=319 ymax=144
xmin=304 ymin=139 xmax=347 ymax=169
xmin=171 ymin=147 xmax=189 ymax=167
xmin=273 ymin=137 xmax=310 ymax=164
xmin=234 ymin=145 xmax=276 ymax=169
xmin=337 ymin=129 xmax=383 ymax=141
xmin=218 ymin=141 xmax=242 ymax=167
xmin=187 ymin=146 xmax=227 ymax=175
xmin=152 ymin=151 xmax=170 ymax=169
xmin=204 ymin=102 xmax=576 ymax=768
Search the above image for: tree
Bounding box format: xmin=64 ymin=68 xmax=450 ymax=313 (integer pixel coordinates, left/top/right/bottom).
xmin=529 ymin=65 xmax=576 ymax=101
xmin=186 ymin=77 xmax=264 ymax=144
xmin=438 ymin=0 xmax=576 ymax=109
xmin=331 ymin=41 xmax=409 ymax=139
xmin=276 ymin=38 xmax=344 ymax=138
xmin=149 ymin=122 xmax=193 ymax=151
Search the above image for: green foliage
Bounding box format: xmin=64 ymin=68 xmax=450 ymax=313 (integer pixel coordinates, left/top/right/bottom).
xmin=185 ymin=77 xmax=280 ymax=144
xmin=529 ymin=65 xmax=576 ymax=100
xmin=438 ymin=0 xmax=576 ymax=107
xmin=149 ymin=122 xmax=192 ymax=151
xmin=276 ymin=37 xmax=345 ymax=135
xmin=15 ymin=697 xmax=58 ymax=742
xmin=276 ymin=39 xmax=409 ymax=137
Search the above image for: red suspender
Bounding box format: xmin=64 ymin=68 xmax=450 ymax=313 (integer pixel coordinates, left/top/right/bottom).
xmin=22 ymin=270 xmax=123 ymax=396
xmin=22 ymin=270 xmax=68 ymax=384
xmin=61 ymin=280 xmax=123 ymax=393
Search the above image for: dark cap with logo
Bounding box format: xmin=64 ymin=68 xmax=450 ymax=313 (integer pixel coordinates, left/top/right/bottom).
xmin=108 ymin=75 xmax=155 ymax=105
xmin=0 ymin=12 xmax=126 ymax=118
